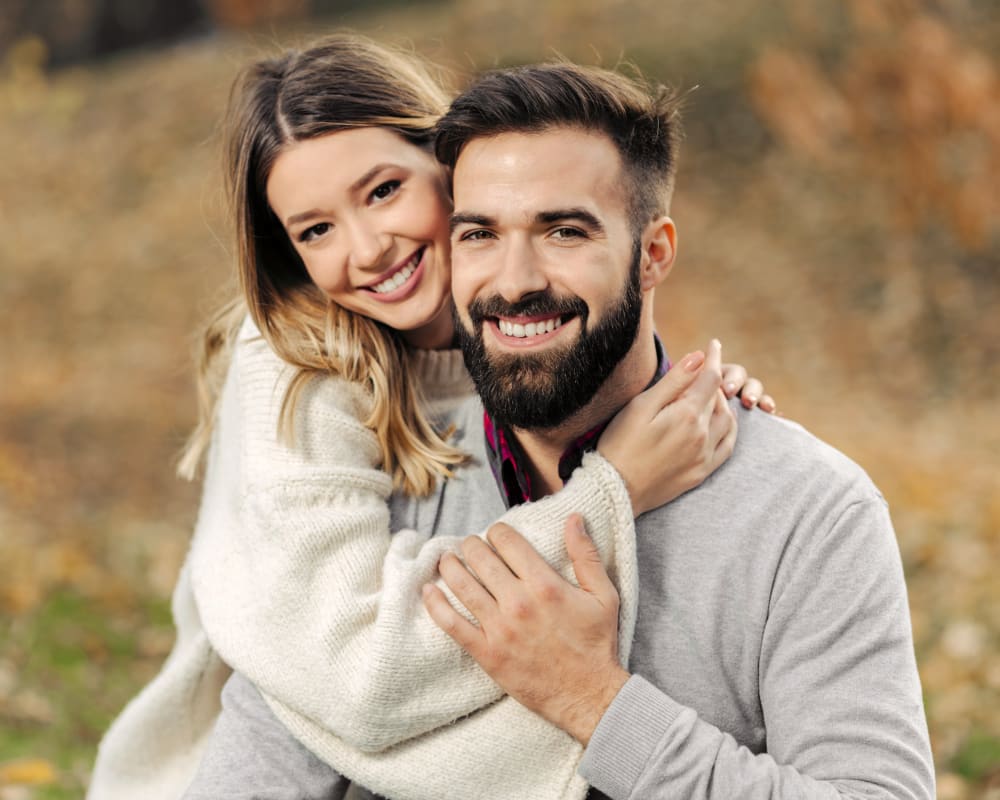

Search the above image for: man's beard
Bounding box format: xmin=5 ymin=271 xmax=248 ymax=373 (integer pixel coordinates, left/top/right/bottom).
xmin=455 ymin=241 xmax=643 ymax=431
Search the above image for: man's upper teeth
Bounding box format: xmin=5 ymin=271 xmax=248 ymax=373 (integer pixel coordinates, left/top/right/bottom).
xmin=373 ymin=257 xmax=418 ymax=294
xmin=498 ymin=317 xmax=562 ymax=338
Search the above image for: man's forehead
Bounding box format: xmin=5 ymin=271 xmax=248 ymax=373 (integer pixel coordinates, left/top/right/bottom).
xmin=451 ymin=128 xmax=625 ymax=221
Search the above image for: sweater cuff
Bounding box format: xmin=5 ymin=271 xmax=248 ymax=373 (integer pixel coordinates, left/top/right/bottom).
xmin=578 ymin=450 xmax=634 ymax=524
xmin=578 ymin=674 xmax=685 ymax=799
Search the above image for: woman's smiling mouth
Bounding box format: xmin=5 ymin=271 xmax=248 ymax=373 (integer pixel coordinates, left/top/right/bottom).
xmin=365 ymin=247 xmax=426 ymax=298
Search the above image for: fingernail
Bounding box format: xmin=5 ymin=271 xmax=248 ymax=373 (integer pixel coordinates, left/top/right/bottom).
xmin=711 ymin=338 xmax=721 ymax=349
xmin=682 ymin=351 xmax=705 ymax=371
xmin=744 ymin=394 xmax=758 ymax=406
xmin=724 ymin=381 xmax=736 ymax=395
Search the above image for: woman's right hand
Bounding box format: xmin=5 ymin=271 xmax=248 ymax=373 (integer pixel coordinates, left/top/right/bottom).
xmin=597 ymin=339 xmax=736 ymax=517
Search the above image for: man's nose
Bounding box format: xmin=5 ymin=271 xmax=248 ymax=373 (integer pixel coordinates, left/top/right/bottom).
xmin=345 ymin=216 xmax=390 ymax=270
xmin=494 ymin=239 xmax=548 ymax=304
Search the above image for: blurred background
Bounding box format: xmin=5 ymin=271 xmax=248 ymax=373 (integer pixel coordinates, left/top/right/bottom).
xmin=1 ymin=0 xmax=997 ymax=796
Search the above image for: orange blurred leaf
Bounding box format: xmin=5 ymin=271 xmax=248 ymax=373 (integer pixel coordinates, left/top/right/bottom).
xmin=0 ymin=758 xmax=58 ymax=785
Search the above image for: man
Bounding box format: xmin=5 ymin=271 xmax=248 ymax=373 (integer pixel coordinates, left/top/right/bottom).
xmin=419 ymin=63 xmax=933 ymax=798
xmin=186 ymin=63 xmax=934 ymax=799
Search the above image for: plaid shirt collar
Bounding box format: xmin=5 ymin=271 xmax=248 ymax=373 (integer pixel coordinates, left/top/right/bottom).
xmin=482 ymin=335 xmax=670 ymax=507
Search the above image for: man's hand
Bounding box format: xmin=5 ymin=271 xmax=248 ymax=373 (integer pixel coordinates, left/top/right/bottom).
xmin=422 ymin=515 xmax=630 ymax=745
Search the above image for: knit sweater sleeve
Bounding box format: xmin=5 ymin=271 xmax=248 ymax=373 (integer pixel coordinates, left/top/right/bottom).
xmin=189 ymin=326 xmax=636 ymax=754
xmin=578 ymin=497 xmax=934 ymax=800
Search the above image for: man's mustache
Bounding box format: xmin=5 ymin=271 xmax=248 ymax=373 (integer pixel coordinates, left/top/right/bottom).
xmin=466 ymin=292 xmax=588 ymax=328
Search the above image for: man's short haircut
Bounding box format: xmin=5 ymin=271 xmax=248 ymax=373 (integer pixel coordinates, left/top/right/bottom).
xmin=435 ymin=62 xmax=682 ymax=232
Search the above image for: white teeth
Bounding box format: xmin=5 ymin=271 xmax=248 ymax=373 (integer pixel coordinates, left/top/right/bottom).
xmin=498 ymin=316 xmax=562 ymax=338
xmin=372 ymin=257 xmax=419 ymax=294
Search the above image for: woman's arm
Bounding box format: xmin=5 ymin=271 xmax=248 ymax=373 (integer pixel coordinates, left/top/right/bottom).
xmin=190 ymin=326 xmax=749 ymax=752
xmin=190 ymin=326 xmax=640 ymax=752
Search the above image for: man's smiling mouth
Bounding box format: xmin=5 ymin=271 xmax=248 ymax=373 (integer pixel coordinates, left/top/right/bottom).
xmin=496 ymin=314 xmax=566 ymax=339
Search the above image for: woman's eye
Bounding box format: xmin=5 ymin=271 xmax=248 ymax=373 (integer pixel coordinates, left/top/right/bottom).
xmin=371 ymin=180 xmax=401 ymax=201
xmin=299 ymin=222 xmax=331 ymax=243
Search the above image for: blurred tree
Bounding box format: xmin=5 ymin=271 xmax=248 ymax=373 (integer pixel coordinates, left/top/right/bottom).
xmin=0 ymin=0 xmax=213 ymax=66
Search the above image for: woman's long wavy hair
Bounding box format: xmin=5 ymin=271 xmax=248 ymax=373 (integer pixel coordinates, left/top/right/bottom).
xmin=177 ymin=34 xmax=466 ymax=495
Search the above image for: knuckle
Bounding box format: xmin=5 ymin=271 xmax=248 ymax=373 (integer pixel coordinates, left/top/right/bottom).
xmin=536 ymin=579 xmax=563 ymax=605
xmin=509 ymin=597 xmax=533 ymax=621
xmin=488 ymin=523 xmax=514 ymax=548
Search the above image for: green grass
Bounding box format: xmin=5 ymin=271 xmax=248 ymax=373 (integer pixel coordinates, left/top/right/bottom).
xmin=1 ymin=587 xmax=174 ymax=798
xmin=951 ymin=730 xmax=1000 ymax=783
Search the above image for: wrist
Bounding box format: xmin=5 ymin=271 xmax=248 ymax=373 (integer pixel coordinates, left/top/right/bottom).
xmin=561 ymin=665 xmax=631 ymax=746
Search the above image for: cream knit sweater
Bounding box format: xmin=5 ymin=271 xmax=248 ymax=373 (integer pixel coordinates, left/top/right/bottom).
xmin=88 ymin=318 xmax=638 ymax=800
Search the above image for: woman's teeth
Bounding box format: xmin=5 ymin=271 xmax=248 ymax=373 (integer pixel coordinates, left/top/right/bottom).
xmin=498 ymin=317 xmax=562 ymax=338
xmin=372 ymin=255 xmax=419 ymax=294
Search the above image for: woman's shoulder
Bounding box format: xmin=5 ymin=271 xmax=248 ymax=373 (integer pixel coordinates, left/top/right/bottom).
xmin=232 ymin=315 xmax=374 ymax=431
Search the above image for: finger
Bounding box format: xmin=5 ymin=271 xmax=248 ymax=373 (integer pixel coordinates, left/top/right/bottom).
xmin=655 ymin=342 xmax=722 ymax=424
xmin=461 ymin=535 xmax=520 ymax=597
xmin=720 ymin=362 xmax=747 ymax=398
xmin=759 ymin=394 xmax=777 ymax=414
xmin=704 ymin=339 xmax=723 ymax=382
xmin=636 ymin=350 xmax=705 ymax=413
xmin=712 ymin=405 xmax=738 ymax=466
xmin=422 ymin=583 xmax=483 ymax=651
xmin=438 ymin=551 xmax=498 ymax=622
xmin=707 ymin=390 xmax=734 ymax=446
xmin=740 ymin=378 xmax=763 ymax=409
xmin=564 ymin=515 xmax=616 ymax=600
xmin=486 ymin=523 xmax=554 ymax=582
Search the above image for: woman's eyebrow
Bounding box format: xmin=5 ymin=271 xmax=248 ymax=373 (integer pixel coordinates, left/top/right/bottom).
xmin=285 ymin=164 xmax=401 ymax=227
xmin=349 ymin=163 xmax=396 ymax=193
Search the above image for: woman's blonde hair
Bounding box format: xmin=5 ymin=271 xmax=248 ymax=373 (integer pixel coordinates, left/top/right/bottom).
xmin=178 ymin=34 xmax=465 ymax=495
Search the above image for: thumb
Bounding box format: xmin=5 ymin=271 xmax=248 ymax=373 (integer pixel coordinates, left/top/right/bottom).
xmin=565 ymin=514 xmax=616 ymax=599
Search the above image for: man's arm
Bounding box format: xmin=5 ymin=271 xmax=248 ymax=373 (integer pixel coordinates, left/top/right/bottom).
xmin=424 ymin=502 xmax=935 ymax=799
xmin=182 ymin=672 xmax=352 ymax=800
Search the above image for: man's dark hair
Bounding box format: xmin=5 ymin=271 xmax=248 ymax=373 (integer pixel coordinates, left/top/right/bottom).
xmin=435 ymin=62 xmax=682 ymax=231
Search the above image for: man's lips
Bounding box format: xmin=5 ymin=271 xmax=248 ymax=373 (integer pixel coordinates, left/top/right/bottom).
xmin=486 ymin=313 xmax=576 ymax=346
xmin=495 ymin=313 xmax=565 ymax=338
xmin=363 ymin=247 xmax=425 ymax=295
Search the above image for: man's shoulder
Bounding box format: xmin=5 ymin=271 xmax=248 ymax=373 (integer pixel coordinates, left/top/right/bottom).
xmin=639 ymin=400 xmax=888 ymax=556
xmin=726 ymin=400 xmax=882 ymax=503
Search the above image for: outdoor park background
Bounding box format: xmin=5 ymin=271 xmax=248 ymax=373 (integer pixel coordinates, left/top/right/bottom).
xmin=1 ymin=0 xmax=997 ymax=796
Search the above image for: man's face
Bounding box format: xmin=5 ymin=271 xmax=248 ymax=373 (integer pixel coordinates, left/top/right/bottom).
xmin=449 ymin=127 xmax=644 ymax=430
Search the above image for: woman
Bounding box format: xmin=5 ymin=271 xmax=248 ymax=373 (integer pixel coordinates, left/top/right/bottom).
xmin=88 ymin=34 xmax=773 ymax=800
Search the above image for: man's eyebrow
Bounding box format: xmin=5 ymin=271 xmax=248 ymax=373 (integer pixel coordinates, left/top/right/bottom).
xmin=535 ymin=208 xmax=605 ymax=233
xmin=449 ymin=212 xmax=495 ymax=234
xmin=284 ymin=164 xmax=396 ymax=228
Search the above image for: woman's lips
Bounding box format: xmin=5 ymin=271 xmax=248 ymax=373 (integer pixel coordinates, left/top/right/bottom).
xmin=364 ymin=247 xmax=426 ymax=302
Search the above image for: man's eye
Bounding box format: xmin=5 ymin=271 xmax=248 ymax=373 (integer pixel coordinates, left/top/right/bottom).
xmin=458 ymin=229 xmax=495 ymax=242
xmin=552 ymin=227 xmax=585 ymax=239
xmin=371 ymin=180 xmax=401 ymax=201
xmin=299 ymin=222 xmax=332 ymax=243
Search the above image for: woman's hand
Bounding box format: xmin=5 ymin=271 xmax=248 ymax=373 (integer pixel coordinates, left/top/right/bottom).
xmin=721 ymin=362 xmax=777 ymax=413
xmin=597 ymin=339 xmax=737 ymax=516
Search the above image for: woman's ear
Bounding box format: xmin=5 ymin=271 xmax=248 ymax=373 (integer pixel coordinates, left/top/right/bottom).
xmin=639 ymin=216 xmax=677 ymax=291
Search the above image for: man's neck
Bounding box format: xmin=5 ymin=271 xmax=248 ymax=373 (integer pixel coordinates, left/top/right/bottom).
xmin=512 ymin=329 xmax=659 ymax=498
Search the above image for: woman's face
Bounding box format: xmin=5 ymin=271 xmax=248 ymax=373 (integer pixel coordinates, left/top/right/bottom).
xmin=267 ymin=127 xmax=454 ymax=349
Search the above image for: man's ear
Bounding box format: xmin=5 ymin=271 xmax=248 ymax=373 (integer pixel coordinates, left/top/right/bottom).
xmin=639 ymin=216 xmax=677 ymax=291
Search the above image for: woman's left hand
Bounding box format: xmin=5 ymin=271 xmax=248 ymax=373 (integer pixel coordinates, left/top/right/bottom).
xmin=721 ymin=363 xmax=777 ymax=413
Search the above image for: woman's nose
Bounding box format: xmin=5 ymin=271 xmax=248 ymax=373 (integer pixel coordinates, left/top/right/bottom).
xmin=346 ymin=218 xmax=390 ymax=270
